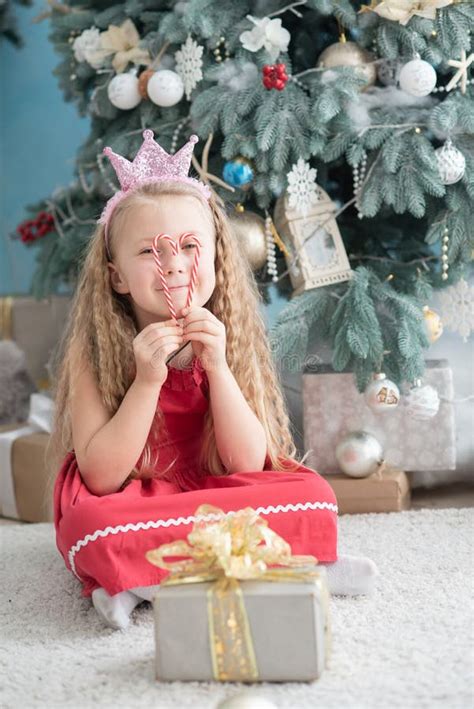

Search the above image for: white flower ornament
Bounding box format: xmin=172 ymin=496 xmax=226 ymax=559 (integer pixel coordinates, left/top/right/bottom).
xmin=239 ymin=15 xmax=290 ymax=63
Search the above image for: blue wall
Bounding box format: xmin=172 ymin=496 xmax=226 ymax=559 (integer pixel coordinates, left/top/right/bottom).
xmin=0 ymin=1 xmax=90 ymax=296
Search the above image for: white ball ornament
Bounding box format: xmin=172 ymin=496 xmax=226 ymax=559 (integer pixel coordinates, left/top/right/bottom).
xmin=147 ymin=69 xmax=184 ymax=107
xmin=435 ymin=140 xmax=466 ymax=185
xmin=399 ymin=58 xmax=437 ymax=97
xmin=404 ymin=380 xmax=440 ymax=420
xmin=364 ymin=372 xmax=400 ymax=411
xmin=335 ymin=431 xmax=384 ymax=478
xmin=216 ymin=691 xmax=278 ymax=709
xmin=107 ymin=71 xmax=141 ymax=110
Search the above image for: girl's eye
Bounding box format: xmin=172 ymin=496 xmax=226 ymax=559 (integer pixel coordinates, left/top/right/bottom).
xmin=140 ymin=243 xmax=197 ymax=254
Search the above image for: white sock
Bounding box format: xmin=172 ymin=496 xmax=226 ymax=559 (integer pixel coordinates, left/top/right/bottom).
xmin=91 ymin=587 xmax=143 ymax=630
xmin=320 ymin=553 xmax=379 ymax=596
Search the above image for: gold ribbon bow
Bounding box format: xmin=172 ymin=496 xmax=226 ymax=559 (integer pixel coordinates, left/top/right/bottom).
xmin=88 ymin=19 xmax=150 ymax=73
xmin=146 ymin=503 xmax=331 ymax=681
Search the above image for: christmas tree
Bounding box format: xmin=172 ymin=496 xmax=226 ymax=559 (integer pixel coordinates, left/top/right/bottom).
xmin=0 ymin=0 xmax=32 ymax=45
xmin=13 ymin=0 xmax=474 ymax=391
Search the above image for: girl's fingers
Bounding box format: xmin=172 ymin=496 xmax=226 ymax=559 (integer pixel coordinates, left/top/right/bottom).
xmin=184 ymin=320 xmax=221 ymax=335
xmin=142 ymin=325 xmax=182 ymax=345
xmin=184 ymin=332 xmax=216 ymax=345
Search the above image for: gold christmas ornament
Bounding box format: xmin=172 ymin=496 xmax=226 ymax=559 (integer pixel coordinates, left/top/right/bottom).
xmin=423 ymin=306 xmax=443 ymax=343
xmin=227 ymin=209 xmax=267 ymax=271
xmin=273 ymin=187 xmax=352 ymax=295
xmin=316 ymin=39 xmax=377 ymax=90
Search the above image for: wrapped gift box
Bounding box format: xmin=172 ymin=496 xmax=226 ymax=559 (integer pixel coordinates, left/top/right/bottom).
xmin=323 ymin=467 xmax=411 ymax=515
xmin=0 ymin=393 xmax=55 ymax=522
xmin=151 ymin=567 xmax=330 ymax=682
xmin=303 ymin=359 xmax=456 ymax=475
xmin=0 ymin=294 xmax=72 ymax=388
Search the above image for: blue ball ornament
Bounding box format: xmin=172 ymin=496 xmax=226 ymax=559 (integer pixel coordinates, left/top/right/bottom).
xmin=222 ymin=158 xmax=254 ymax=188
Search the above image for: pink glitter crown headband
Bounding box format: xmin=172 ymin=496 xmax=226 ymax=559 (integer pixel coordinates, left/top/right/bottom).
xmin=98 ymin=129 xmax=212 ymax=258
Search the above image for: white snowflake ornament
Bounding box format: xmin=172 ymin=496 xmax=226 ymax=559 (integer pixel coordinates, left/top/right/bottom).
xmin=286 ymin=158 xmax=319 ymax=216
xmin=174 ymin=34 xmax=204 ymax=100
xmin=438 ymin=277 xmax=474 ymax=342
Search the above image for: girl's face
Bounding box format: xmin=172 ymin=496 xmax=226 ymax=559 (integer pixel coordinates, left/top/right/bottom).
xmin=107 ymin=195 xmax=216 ymax=330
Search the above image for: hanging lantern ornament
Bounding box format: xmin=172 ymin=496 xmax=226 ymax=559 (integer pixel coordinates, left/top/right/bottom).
xmin=398 ymin=55 xmax=437 ymax=96
xmin=147 ymin=69 xmax=184 ymax=107
xmin=335 ymin=431 xmax=384 ymax=478
xmin=423 ymin=306 xmax=443 ymax=343
xmin=316 ymin=34 xmax=377 ymax=90
xmin=227 ymin=206 xmax=267 ymax=271
xmin=403 ymin=379 xmax=440 ymax=420
xmin=273 ymin=165 xmax=352 ymax=294
xmin=107 ymin=69 xmax=142 ymax=110
xmin=222 ymin=157 xmax=254 ymax=190
xmin=435 ymin=139 xmax=466 ymax=185
xmin=364 ymin=372 xmax=400 ymax=411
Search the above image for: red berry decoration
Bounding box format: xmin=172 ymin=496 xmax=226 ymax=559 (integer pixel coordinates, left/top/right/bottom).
xmin=262 ymin=62 xmax=289 ymax=91
xmin=17 ymin=211 xmax=55 ymax=243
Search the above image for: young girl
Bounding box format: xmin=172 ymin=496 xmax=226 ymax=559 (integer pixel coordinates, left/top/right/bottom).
xmin=49 ymin=130 xmax=378 ymax=630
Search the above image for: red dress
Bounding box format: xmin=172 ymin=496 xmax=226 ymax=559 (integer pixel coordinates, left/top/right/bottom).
xmin=54 ymin=357 xmax=338 ymax=597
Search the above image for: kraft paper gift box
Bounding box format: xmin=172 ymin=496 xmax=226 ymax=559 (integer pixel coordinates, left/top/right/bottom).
xmin=0 ymin=392 xmax=54 ymax=522
xmin=151 ymin=568 xmax=330 ymax=682
xmin=302 ymin=359 xmax=456 ymax=475
xmin=323 ymin=466 xmax=411 ymax=515
xmin=0 ymin=294 xmax=72 ymax=388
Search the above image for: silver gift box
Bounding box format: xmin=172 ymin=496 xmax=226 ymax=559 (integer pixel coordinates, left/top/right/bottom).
xmin=151 ymin=567 xmax=330 ymax=682
xmin=303 ymin=359 xmax=456 ymax=474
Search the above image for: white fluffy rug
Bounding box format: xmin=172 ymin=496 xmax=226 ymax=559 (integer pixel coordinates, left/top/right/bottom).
xmin=1 ymin=508 xmax=472 ymax=709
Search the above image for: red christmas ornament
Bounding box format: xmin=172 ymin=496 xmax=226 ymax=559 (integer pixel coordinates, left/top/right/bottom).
xmin=262 ymin=62 xmax=289 ymax=91
xmin=17 ymin=211 xmax=55 ymax=243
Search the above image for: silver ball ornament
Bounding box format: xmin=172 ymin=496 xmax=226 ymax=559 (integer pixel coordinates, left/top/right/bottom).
xmin=335 ymin=431 xmax=384 ymax=478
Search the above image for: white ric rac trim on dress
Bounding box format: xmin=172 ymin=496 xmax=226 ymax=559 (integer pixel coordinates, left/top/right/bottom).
xmin=67 ymin=500 xmax=338 ymax=581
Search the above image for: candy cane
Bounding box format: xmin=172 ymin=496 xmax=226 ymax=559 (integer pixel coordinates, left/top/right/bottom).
xmin=179 ymin=232 xmax=202 ymax=309
xmin=152 ymin=233 xmax=179 ymax=321
xmin=152 ymin=232 xmax=202 ymax=321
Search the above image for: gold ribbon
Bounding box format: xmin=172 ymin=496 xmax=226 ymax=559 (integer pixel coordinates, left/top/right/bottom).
xmin=0 ymin=297 xmax=13 ymax=340
xmin=146 ymin=503 xmax=331 ymax=681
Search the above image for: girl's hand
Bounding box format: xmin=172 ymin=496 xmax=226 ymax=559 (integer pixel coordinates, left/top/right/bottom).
xmin=181 ymin=306 xmax=227 ymax=373
xmin=133 ymin=319 xmax=184 ymax=388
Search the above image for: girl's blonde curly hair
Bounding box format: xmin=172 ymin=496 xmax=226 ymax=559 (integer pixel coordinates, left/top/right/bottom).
xmin=46 ymin=180 xmax=305 ymax=489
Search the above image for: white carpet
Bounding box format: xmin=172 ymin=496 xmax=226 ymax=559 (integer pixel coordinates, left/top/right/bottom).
xmin=1 ymin=508 xmax=472 ymax=709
